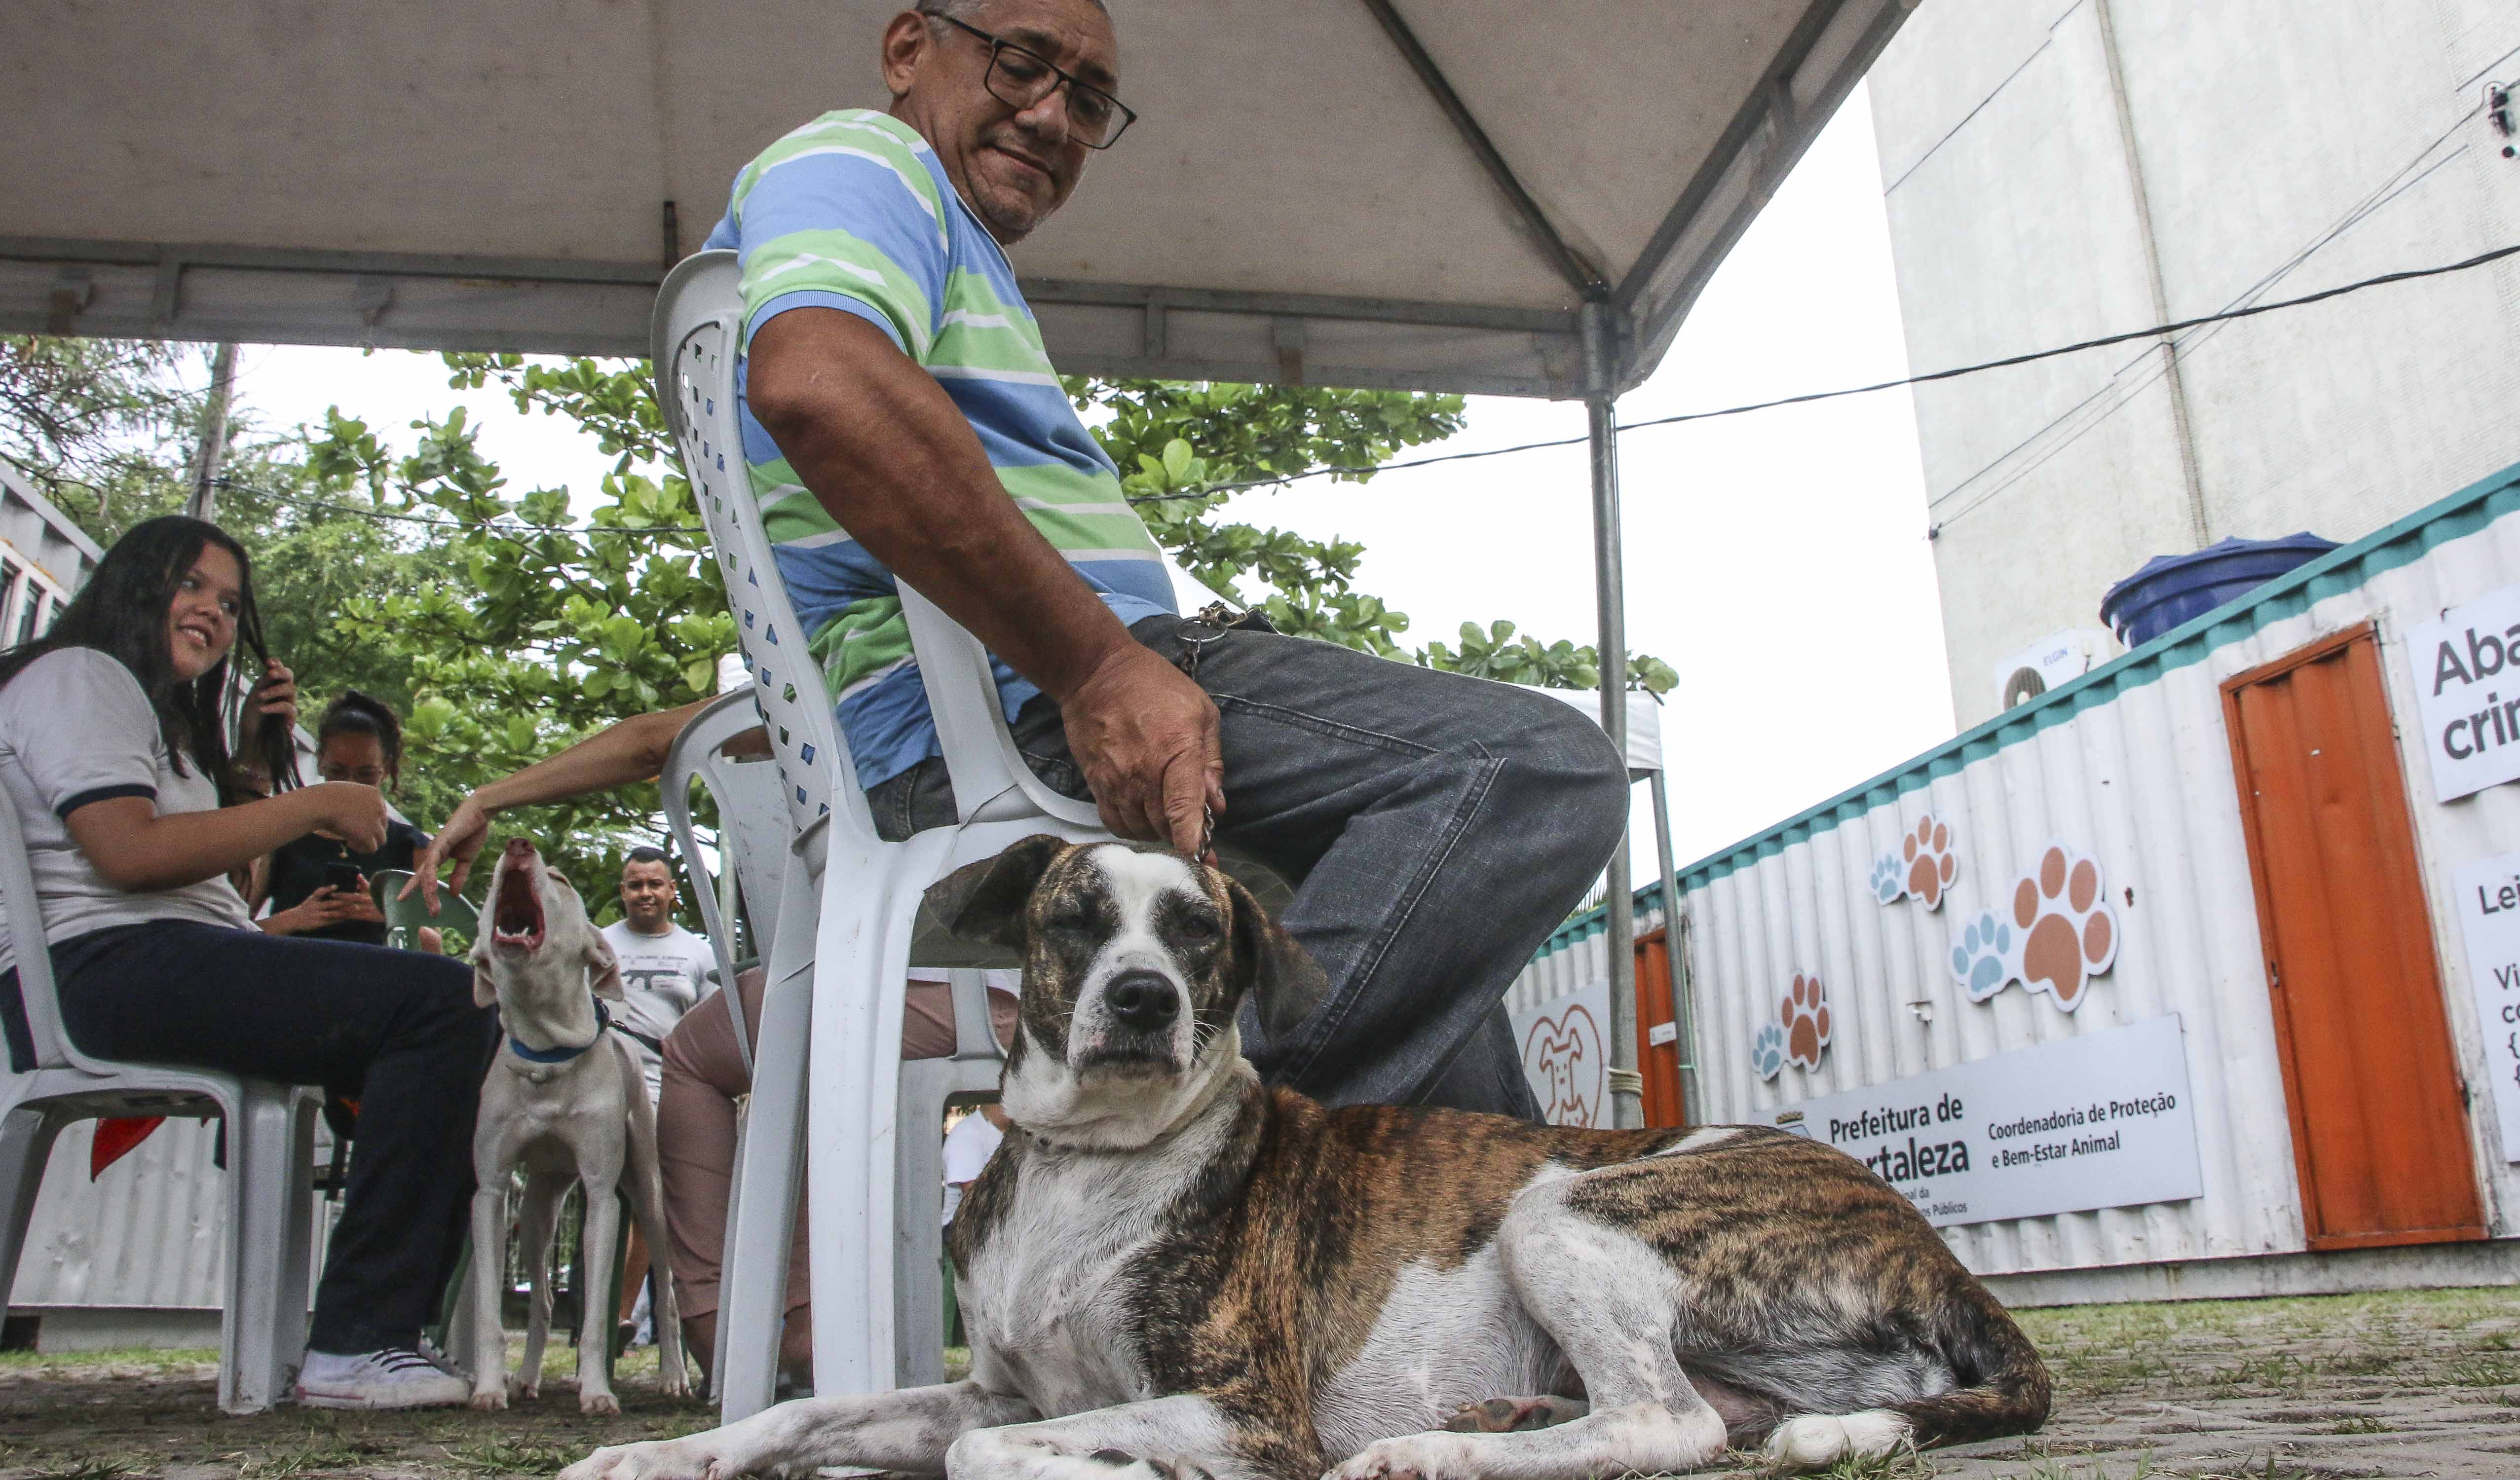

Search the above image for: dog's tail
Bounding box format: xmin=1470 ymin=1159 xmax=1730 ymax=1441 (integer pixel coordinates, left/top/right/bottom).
xmin=1896 ymin=1283 xmax=2052 ymax=1448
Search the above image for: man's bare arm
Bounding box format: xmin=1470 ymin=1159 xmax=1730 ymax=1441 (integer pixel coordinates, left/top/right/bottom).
xmin=747 ymin=305 xmax=1222 ymax=851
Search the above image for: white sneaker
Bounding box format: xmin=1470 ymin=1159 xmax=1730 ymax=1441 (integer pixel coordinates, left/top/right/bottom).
xmin=296 ymin=1347 xmax=472 ymax=1409
xmin=416 ymin=1333 xmax=470 ymax=1381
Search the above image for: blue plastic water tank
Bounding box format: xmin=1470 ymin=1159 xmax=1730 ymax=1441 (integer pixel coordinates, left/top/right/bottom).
xmin=2098 ymin=533 xmax=2340 ymax=649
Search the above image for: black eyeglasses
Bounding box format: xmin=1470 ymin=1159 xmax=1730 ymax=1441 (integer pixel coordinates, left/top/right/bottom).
xmin=928 ymin=11 xmax=1138 ymax=150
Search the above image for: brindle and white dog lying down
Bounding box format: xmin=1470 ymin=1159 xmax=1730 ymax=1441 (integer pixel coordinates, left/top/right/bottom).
xmin=562 ymin=836 xmax=2049 ymax=1480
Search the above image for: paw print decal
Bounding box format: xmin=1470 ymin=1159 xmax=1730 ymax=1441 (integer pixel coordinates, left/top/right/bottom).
xmin=1870 ymin=814 xmax=1959 ymax=911
xmin=2013 ymin=844 xmax=2117 ymax=1010
xmin=1946 ymin=842 xmax=2120 ymax=1011
xmin=1781 ymin=973 xmax=1832 ymax=1070
xmin=1750 ymin=1021 xmax=1787 ymax=1081
xmin=1949 ymin=910 xmax=2016 ymax=1001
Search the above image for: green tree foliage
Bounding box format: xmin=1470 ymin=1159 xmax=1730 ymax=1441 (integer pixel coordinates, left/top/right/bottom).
xmin=0 ymin=335 xmax=203 ymax=539
xmin=6 ymin=338 xmax=1674 ymax=917
xmin=1074 ymin=377 xmax=1675 ymax=694
xmin=302 ymin=355 xmax=735 ymax=905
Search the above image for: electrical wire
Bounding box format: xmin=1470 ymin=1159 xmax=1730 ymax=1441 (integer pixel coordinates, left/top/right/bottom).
xmin=1126 ymin=238 xmax=2520 ymax=508
xmin=1927 ymin=101 xmax=2486 ymax=531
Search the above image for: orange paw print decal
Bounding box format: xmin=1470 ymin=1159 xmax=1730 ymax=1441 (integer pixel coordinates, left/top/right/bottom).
xmin=2010 ymin=844 xmax=2119 ymax=1010
xmin=1781 ymin=973 xmax=1832 ymax=1070
xmin=1869 ymin=814 xmax=1958 ymax=911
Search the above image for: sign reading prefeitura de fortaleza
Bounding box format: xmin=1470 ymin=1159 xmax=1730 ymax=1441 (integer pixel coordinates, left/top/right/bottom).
xmin=1771 ymin=1015 xmax=2205 ymax=1229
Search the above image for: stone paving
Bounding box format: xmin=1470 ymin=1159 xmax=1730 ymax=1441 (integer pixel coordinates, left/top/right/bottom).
xmin=0 ymin=1286 xmax=2513 ymax=1478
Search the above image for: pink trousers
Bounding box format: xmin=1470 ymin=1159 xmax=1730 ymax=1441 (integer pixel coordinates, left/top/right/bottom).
xmin=657 ymin=969 xmax=1018 ymax=1323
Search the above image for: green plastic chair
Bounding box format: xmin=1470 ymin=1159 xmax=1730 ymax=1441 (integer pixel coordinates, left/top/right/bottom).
xmin=370 ymin=868 xmax=479 ymax=953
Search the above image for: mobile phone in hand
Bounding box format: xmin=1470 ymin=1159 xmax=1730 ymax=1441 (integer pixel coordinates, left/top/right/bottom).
xmin=323 ymin=860 xmax=366 ymax=895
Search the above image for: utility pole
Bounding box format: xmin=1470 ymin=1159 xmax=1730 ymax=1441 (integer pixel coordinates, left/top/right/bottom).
xmin=187 ymin=342 xmax=237 ymax=521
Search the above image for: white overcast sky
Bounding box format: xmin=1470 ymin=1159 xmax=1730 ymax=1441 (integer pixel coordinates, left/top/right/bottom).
xmin=215 ymin=83 xmax=1956 ymax=873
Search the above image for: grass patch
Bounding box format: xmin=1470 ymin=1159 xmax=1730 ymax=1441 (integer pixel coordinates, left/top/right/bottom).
xmin=25 ymin=1463 xmax=151 ymax=1480
xmin=0 ymin=1345 xmax=217 ymax=1373
xmin=441 ymin=1435 xmax=587 ymax=1476
xmin=2445 ymin=1352 xmax=2520 ymax=1386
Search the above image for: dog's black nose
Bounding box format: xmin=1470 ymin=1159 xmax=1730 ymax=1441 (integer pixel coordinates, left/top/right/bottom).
xmin=1105 ymin=971 xmax=1179 ymax=1033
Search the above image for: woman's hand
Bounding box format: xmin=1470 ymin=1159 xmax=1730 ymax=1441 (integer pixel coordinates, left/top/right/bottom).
xmin=258 ymin=884 xmax=384 ymax=936
xmin=305 ymin=782 xmax=389 ymax=853
xmin=251 ymin=660 xmax=298 ymax=730
xmin=403 ymin=792 xmax=491 ymax=916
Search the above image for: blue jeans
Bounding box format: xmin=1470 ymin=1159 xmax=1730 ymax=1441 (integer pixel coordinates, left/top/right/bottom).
xmin=869 ymin=619 xmax=1628 ymax=1119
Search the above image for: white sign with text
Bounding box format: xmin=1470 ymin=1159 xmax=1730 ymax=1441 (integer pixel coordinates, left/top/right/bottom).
xmin=1512 ymin=980 xmax=1612 ymax=1128
xmin=2408 ymin=583 xmax=2520 ymax=802
xmin=1772 ymin=1015 xmax=2204 ymax=1228
xmin=2450 ymin=851 xmax=2520 ymax=1160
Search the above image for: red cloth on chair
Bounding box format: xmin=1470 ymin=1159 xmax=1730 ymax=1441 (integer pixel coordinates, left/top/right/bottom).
xmin=90 ymin=1116 xmax=163 ymax=1178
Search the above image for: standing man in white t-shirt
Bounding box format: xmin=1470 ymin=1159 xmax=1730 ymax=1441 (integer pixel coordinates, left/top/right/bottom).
xmin=597 ymin=846 xmax=718 ymax=1349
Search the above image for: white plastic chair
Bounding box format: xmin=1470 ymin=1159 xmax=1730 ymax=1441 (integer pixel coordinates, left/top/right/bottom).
xmin=892 ymin=969 xmax=1006 ymax=1385
xmin=661 ymin=689 xmax=791 ymax=1001
xmin=655 ymin=252 xmax=1112 ymax=1417
xmin=0 ymin=793 xmax=321 ymax=1413
xmin=659 ymin=694 xmax=1019 ymax=1394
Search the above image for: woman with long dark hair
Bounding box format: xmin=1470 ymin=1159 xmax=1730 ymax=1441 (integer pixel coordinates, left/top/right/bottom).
xmin=0 ymin=516 xmax=492 ymax=1409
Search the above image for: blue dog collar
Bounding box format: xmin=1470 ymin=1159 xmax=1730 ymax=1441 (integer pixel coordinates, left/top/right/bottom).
xmin=508 ymin=998 xmax=612 ymax=1064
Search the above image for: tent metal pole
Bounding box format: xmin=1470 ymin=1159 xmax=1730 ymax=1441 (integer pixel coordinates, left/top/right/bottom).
xmin=1648 ymin=767 xmax=1702 ymax=1128
xmin=1583 ymin=302 xmax=1642 ymax=1131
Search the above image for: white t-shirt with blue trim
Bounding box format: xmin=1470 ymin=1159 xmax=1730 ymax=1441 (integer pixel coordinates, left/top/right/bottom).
xmin=0 ymin=648 xmax=255 ymax=978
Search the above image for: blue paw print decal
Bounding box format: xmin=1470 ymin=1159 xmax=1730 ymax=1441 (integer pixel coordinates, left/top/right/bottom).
xmin=1950 ymin=910 xmax=2016 ymax=1001
xmin=1867 ymin=854 xmax=1905 ymax=905
xmin=1750 ymin=1021 xmax=1788 ymax=1081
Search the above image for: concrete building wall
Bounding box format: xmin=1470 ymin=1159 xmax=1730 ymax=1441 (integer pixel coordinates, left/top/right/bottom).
xmin=1870 ymin=0 xmax=2520 ymax=727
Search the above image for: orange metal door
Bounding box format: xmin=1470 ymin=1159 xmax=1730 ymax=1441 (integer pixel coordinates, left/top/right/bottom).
xmin=2223 ymin=623 xmax=2485 ymax=1250
xmin=1634 ymin=929 xmax=1688 ymax=1129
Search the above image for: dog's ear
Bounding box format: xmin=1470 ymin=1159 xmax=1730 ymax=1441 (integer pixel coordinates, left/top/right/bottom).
xmin=1226 ymin=874 xmax=1329 ymax=1042
xmin=586 ymin=932 xmax=626 ymax=1001
xmin=471 ymin=949 xmax=499 ymax=1009
xmin=925 ymin=834 xmax=1067 ymax=948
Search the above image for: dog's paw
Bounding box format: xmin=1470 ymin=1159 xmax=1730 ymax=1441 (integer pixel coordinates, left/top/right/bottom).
xmin=1324 ymin=1433 xmax=1477 ymax=1480
xmin=558 ymin=1439 xmax=724 ymax=1480
xmin=468 ymin=1385 xmax=508 ymax=1412
xmin=655 ymin=1369 xmax=692 ymax=1400
xmin=580 ymin=1387 xmax=624 ymax=1416
xmin=1440 ymin=1396 xmax=1588 ymax=1433
xmin=1762 ymin=1410 xmax=1912 ymax=1472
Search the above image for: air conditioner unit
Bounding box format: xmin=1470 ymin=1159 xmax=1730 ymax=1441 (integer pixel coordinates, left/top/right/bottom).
xmin=1994 ymin=628 xmax=2115 ymax=711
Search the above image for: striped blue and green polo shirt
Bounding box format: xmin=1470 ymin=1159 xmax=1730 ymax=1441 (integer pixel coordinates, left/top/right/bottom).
xmin=704 ymin=108 xmax=1176 ymax=792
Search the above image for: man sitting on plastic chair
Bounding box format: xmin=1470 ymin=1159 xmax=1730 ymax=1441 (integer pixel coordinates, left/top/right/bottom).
xmin=707 ymin=0 xmax=1625 ymax=1119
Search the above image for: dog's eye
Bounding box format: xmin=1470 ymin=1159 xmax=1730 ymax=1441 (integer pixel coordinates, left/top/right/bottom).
xmin=1044 ymin=911 xmax=1093 ymax=936
xmin=1178 ymin=914 xmax=1219 ymax=942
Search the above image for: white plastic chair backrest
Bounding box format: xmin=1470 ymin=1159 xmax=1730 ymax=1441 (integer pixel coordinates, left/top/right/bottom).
xmin=653 ymin=253 xmax=864 ymax=851
xmin=0 ymin=786 xmax=111 ymax=1077
xmin=655 ymin=250 xmax=1100 ymax=838
xmin=660 ymin=690 xmax=790 ymax=994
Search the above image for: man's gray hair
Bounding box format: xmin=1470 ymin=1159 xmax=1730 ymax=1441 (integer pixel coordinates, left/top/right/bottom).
xmin=915 ymin=0 xmax=1111 ymax=27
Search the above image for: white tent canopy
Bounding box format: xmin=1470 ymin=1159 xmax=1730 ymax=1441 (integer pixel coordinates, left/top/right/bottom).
xmin=2 ymin=0 xmax=1907 ymax=398
xmin=4 ymin=0 xmax=1912 ymax=1141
